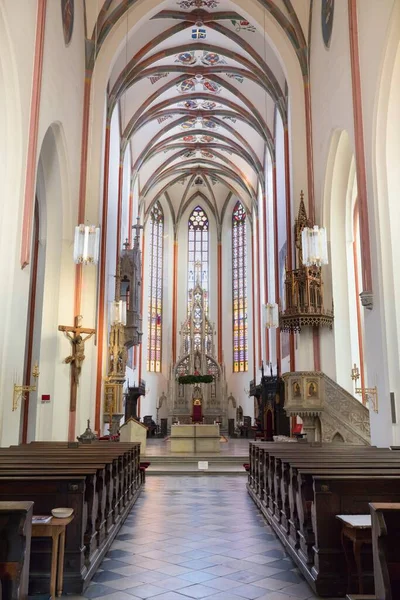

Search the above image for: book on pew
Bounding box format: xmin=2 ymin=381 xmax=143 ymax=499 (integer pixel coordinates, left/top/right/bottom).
xmin=32 ymin=515 xmax=52 ymax=524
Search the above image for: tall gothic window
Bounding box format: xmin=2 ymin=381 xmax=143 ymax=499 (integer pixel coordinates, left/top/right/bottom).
xmin=147 ymin=201 xmax=163 ymax=372
xmin=232 ymin=201 xmax=248 ymax=372
xmin=188 ymin=206 xmax=209 ymax=311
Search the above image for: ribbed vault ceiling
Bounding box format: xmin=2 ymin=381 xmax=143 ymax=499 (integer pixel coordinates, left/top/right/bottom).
xmin=87 ymin=0 xmax=310 ymax=226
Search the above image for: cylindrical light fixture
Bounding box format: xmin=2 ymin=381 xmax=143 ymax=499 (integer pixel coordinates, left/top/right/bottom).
xmin=73 ymin=225 xmax=100 ymax=265
xmin=263 ymin=303 xmax=279 ymax=329
xmin=301 ymin=225 xmax=328 ymax=267
xmin=110 ymin=300 xmax=127 ymax=326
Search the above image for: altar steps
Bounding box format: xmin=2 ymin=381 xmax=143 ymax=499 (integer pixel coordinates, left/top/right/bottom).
xmin=143 ymin=454 xmax=248 ymax=476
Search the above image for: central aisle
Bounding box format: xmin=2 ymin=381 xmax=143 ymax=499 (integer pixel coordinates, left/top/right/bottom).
xmin=75 ymin=477 xmax=318 ymax=600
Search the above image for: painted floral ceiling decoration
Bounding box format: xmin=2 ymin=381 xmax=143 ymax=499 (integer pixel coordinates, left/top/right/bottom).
xmin=177 ymin=0 xmax=220 ymax=8
xmin=181 ymin=117 xmax=198 ymax=130
xmin=176 ymin=51 xmax=197 ymax=65
xmin=177 ymin=78 xmax=196 ymax=93
xmin=202 ymin=117 xmax=218 ymax=130
xmin=202 ymin=80 xmax=221 ymax=94
xmin=200 ymin=135 xmax=215 ymax=143
xmin=177 ymin=77 xmax=222 ymax=95
xmin=175 ymin=51 xmax=226 ymax=66
xmin=179 ymin=100 xmax=219 ymax=111
xmin=201 ymin=101 xmax=217 ymax=111
xmin=181 ymin=99 xmax=199 ymax=109
xmin=201 ymin=52 xmax=226 ymax=66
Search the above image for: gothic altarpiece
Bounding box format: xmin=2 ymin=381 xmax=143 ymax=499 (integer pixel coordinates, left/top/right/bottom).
xmin=167 ymin=276 xmax=228 ymax=427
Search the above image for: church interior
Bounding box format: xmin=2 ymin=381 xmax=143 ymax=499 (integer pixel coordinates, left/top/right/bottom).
xmin=1 ymin=0 xmax=400 ymax=598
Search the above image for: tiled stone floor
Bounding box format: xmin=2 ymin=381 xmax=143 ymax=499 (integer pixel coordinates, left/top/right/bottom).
xmin=64 ymin=476 xmax=320 ymax=600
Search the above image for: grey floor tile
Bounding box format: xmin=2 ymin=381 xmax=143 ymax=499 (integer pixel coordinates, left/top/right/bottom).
xmin=226 ymin=571 xmax=267 ymax=584
xmin=252 ymin=577 xmax=293 ymax=591
xmin=178 ymin=584 xmax=218 ymax=598
xmin=231 ymin=583 xmax=271 ymax=599
xmin=270 ymin=571 xmax=304 ymax=584
xmin=124 ymin=583 xmax=166 ymax=598
xmin=278 ymin=582 xmax=318 ymax=599
xmin=202 ymin=565 xmax=239 ymax=577
xmin=111 ymin=565 xmax=150 ymax=576
xmin=203 ymin=576 xmax=243 ymax=591
xmin=254 ymin=593 xmax=315 ymax=600
xmin=178 ymin=571 xmax=218 ymax=584
xmin=156 ymin=564 xmax=192 ymax=576
xmin=155 ymin=577 xmax=194 ymax=591
xmin=147 ymin=593 xmax=193 ymax=600
xmin=96 ymin=593 xmax=141 ymax=600
xmin=93 ymin=570 xmax=127 ymax=583
xmin=204 ymin=593 xmax=249 ymax=600
xmin=84 ymin=583 xmax=116 ymax=598
xmin=245 ymin=554 xmax=282 ymax=565
xmin=179 ymin=559 xmax=220 ymax=570
xmin=102 ymin=577 xmax=145 ymax=591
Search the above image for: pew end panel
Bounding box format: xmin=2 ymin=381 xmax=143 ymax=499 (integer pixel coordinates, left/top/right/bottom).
xmin=311 ymin=478 xmax=400 ymax=597
xmin=0 ymin=501 xmax=33 ymax=600
xmin=0 ymin=477 xmax=87 ymax=596
xmin=370 ymin=502 xmax=400 ymax=600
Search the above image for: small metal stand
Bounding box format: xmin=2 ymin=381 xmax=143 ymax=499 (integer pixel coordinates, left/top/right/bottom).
xmin=77 ymin=419 xmax=98 ymax=444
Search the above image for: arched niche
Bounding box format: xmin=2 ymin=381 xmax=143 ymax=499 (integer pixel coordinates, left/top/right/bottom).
xmin=24 ymin=123 xmax=74 ymax=443
xmin=323 ymin=130 xmax=364 ymax=395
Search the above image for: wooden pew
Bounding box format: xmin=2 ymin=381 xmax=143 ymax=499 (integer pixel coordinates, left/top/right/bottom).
xmin=0 ymin=502 xmax=33 ymax=600
xmin=0 ymin=442 xmax=141 ymax=594
xmin=247 ymin=441 xmax=400 ymax=597
xmin=370 ymin=503 xmax=400 ymax=599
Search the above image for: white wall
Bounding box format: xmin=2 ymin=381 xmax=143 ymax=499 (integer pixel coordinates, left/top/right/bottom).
xmin=0 ymin=1 xmax=86 ymax=445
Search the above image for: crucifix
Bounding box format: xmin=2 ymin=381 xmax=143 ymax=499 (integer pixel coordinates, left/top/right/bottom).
xmin=132 ymin=217 xmax=143 ymax=244
xmin=58 ymin=315 xmax=96 ymax=412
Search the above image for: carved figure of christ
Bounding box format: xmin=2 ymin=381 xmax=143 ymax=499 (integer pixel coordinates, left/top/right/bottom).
xmin=58 ymin=315 xmax=96 ymax=412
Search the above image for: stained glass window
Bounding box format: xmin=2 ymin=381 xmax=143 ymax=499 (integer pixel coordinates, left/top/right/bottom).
xmin=232 ymin=201 xmax=248 ymax=372
xmin=188 ymin=206 xmax=209 ymax=311
xmin=147 ymin=201 xmax=163 ymax=372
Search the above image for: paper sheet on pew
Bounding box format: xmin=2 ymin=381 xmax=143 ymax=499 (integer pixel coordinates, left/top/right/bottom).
xmin=198 ymin=461 xmax=209 ymax=470
xmin=336 ymin=514 xmax=371 ymax=528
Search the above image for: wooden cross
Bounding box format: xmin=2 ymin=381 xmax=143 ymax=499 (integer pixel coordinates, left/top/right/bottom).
xmin=58 ymin=315 xmax=96 ymax=412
